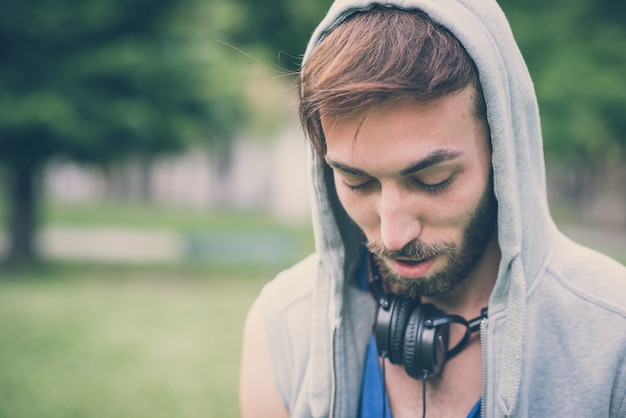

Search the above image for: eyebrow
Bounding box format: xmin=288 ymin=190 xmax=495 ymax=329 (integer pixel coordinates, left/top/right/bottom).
xmin=399 ymin=149 xmax=464 ymax=175
xmin=325 ymin=149 xmax=464 ymax=177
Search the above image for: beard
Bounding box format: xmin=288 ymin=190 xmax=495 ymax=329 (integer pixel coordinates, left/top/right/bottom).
xmin=366 ymin=186 xmax=498 ymax=299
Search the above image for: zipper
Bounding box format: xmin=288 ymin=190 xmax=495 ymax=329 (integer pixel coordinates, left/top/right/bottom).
xmin=329 ymin=324 xmax=338 ymax=418
xmin=480 ymin=316 xmax=489 ymax=418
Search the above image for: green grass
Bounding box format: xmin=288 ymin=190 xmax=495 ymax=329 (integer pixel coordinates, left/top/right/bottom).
xmin=0 ymin=263 xmax=269 ymax=418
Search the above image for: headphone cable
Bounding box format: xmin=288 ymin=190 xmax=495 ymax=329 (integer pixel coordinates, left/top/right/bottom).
xmin=422 ymin=371 xmax=428 ymax=418
xmin=381 ymin=356 xmax=387 ymax=418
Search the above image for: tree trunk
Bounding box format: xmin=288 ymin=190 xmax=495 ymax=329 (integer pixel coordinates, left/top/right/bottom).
xmin=4 ymin=162 xmax=39 ymax=267
xmin=138 ymin=156 xmax=153 ymax=203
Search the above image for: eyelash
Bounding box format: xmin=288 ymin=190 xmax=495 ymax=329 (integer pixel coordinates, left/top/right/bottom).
xmin=343 ymin=176 xmax=453 ymax=195
xmin=343 ymin=181 xmax=375 ymax=193
xmin=415 ymin=177 xmax=453 ymax=194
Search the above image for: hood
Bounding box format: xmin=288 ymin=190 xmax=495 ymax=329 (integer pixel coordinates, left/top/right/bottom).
xmin=302 ymin=0 xmax=558 ymax=415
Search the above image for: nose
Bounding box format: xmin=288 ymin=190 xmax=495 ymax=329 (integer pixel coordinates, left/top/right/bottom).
xmin=378 ymin=186 xmax=422 ymax=251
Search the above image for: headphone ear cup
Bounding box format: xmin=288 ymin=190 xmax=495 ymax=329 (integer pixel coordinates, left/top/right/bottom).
xmin=403 ymin=304 xmax=450 ymax=379
xmin=402 ymin=305 xmax=426 ymax=379
xmin=375 ymin=294 xmax=418 ymax=364
xmin=388 ymin=296 xmax=416 ymax=364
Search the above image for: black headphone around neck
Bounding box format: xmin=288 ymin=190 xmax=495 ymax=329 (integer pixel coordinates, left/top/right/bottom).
xmin=369 ymin=261 xmax=487 ymax=380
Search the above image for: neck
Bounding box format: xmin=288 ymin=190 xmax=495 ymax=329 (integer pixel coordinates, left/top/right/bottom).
xmin=422 ymin=235 xmax=500 ymax=318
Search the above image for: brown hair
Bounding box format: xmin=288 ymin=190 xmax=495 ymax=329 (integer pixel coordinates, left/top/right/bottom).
xmin=298 ymin=7 xmax=486 ymax=157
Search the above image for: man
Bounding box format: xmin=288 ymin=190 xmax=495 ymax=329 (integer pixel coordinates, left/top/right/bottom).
xmin=240 ymin=1 xmax=626 ymax=417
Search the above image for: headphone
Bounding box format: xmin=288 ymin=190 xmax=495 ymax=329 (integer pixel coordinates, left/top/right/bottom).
xmin=369 ymin=261 xmax=488 ymax=380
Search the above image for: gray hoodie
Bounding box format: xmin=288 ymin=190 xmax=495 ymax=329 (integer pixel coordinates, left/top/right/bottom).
xmin=256 ymin=0 xmax=626 ymax=416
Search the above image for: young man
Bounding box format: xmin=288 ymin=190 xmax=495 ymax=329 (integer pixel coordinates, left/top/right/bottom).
xmin=240 ymin=1 xmax=626 ymax=417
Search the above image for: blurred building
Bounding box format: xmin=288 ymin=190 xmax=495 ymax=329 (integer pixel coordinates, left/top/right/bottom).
xmin=44 ymin=123 xmax=311 ymax=223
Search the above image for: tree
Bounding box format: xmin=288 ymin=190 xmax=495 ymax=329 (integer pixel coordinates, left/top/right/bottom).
xmin=0 ymin=0 xmax=246 ymax=266
xmin=499 ymin=0 xmax=626 ymax=165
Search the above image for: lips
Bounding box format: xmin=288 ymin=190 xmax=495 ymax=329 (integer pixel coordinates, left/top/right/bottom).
xmin=389 ymin=256 xmax=437 ymax=279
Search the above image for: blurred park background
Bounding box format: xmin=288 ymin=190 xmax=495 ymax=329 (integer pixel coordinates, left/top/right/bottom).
xmin=0 ymin=0 xmax=625 ymax=417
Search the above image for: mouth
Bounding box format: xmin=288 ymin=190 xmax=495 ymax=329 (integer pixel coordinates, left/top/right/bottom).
xmin=389 ymin=256 xmax=437 ymax=279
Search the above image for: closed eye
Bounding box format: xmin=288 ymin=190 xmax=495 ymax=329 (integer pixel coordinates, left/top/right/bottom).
xmin=411 ymin=175 xmax=454 ymax=194
xmin=342 ymin=179 xmax=377 ymax=192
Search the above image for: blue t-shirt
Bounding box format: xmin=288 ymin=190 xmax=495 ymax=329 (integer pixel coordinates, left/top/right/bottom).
xmin=358 ymin=334 xmax=481 ymax=418
xmin=356 ymin=252 xmax=481 ymax=418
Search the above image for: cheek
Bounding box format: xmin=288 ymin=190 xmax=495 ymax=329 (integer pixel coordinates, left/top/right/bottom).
xmin=434 ymin=177 xmax=491 ymax=232
xmin=417 ymin=176 xmax=491 ymax=235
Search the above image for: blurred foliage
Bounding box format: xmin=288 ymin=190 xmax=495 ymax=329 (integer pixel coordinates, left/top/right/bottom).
xmin=232 ymin=0 xmax=333 ymax=72
xmin=499 ymin=0 xmax=626 ymax=164
xmin=0 ymin=0 xmax=246 ymax=165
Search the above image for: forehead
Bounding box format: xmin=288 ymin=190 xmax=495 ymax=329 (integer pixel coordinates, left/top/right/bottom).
xmin=321 ymin=87 xmax=489 ymax=169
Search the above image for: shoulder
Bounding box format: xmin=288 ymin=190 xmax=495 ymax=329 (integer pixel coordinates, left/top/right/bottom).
xmin=239 ymin=290 xmax=289 ymax=418
xmin=255 ymin=253 xmax=319 ymax=382
xmin=544 ymin=233 xmax=626 ymax=317
xmin=525 ymin=232 xmax=626 ymax=364
xmin=239 ymin=254 xmax=319 ymax=417
xmin=526 ymin=232 xmax=626 ymax=367
xmin=260 ymin=252 xmax=319 ymax=316
xmin=521 ymin=234 xmax=626 ymax=415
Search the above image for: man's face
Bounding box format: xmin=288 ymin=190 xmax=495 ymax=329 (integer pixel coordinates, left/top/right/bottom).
xmin=322 ymin=87 xmax=497 ymax=298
